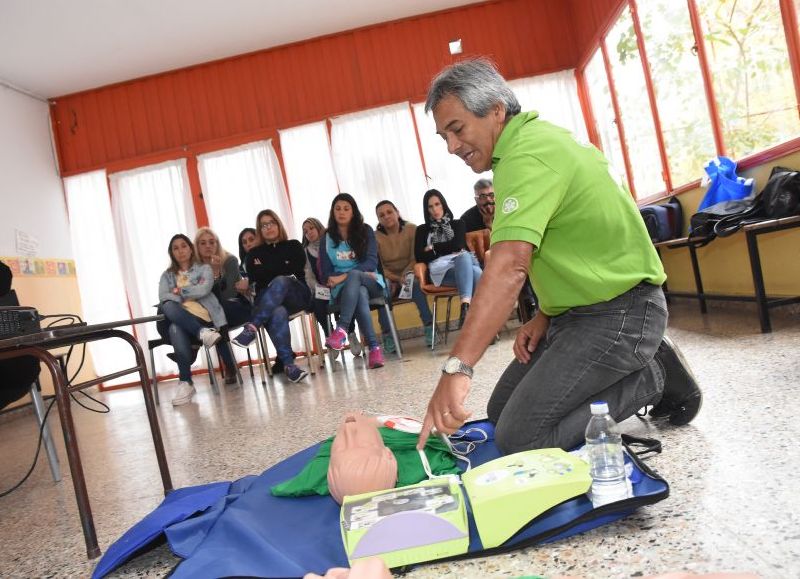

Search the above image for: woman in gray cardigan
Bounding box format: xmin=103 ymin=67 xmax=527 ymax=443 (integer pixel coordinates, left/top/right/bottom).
xmin=157 ymin=233 xmax=227 ymax=406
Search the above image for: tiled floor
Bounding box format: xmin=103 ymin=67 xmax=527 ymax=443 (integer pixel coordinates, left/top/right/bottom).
xmin=0 ymin=302 xmax=798 ymax=578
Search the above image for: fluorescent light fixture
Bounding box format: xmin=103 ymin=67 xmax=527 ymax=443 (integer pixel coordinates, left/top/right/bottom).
xmin=449 ymin=39 xmax=462 ymax=55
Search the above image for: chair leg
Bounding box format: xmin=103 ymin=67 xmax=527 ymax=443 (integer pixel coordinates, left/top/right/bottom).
xmin=149 ymin=347 xmax=160 ymax=406
xmin=30 ymin=380 xmax=61 ymax=482
xmin=259 ymin=328 xmax=274 ymax=378
xmin=384 ymin=304 xmax=403 ymax=359
xmin=444 ymin=297 xmax=453 ymax=345
xmin=205 ymin=346 xmax=220 ymax=395
xmin=245 ymin=349 xmax=256 ymax=382
xmin=254 ymin=333 xmax=267 ymax=386
xmin=225 ymin=341 xmax=243 ymax=385
xmin=299 ymin=313 xmax=315 ymax=375
xmin=310 ymin=313 xmax=325 ymax=369
xmin=430 ymin=297 xmax=438 ymax=351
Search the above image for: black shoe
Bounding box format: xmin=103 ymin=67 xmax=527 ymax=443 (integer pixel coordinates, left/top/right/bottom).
xmin=271 ymin=359 xmax=285 ymax=374
xmin=458 ymin=303 xmax=470 ymax=329
xmin=651 ymin=336 xmax=703 ymax=426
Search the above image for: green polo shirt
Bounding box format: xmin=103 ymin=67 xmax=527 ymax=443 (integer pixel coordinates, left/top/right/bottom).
xmin=490 ymin=112 xmax=666 ymax=316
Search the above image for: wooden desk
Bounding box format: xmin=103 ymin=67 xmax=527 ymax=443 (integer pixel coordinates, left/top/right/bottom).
xmin=0 ymin=316 xmax=172 ymax=559
xmin=654 ymin=215 xmax=800 ymax=333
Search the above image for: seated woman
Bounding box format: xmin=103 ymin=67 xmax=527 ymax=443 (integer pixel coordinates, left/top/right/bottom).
xmin=375 ymin=200 xmax=434 ymax=349
xmin=414 ymin=189 xmax=482 ymax=329
xmin=321 ymin=193 xmax=386 ymax=369
xmin=237 ymin=227 xmax=259 ymax=278
xmin=231 ymin=210 xmax=312 ymax=384
xmin=301 ymin=217 xmax=334 ymax=339
xmin=157 ymin=234 xmax=226 ymax=406
xmin=195 ymin=227 xmax=250 ymax=384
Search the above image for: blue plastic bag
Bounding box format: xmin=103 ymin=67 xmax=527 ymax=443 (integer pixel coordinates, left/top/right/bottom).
xmin=698 ymin=156 xmax=755 ymax=212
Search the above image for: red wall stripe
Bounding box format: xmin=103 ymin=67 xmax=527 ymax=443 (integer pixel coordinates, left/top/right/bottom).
xmin=51 ymin=0 xmax=579 ymax=176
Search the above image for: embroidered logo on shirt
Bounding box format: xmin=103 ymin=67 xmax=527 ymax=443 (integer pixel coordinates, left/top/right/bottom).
xmin=502 ymin=197 xmax=519 ymax=214
xmin=254 ymin=258 xmax=262 ymax=265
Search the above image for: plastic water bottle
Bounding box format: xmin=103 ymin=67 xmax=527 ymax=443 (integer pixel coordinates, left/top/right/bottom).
xmin=585 ymin=401 xmax=630 ymax=507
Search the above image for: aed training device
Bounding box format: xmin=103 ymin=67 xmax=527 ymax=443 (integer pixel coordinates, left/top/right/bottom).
xmin=462 ymin=448 xmax=592 ymax=548
xmin=340 ymin=478 xmax=468 ymax=568
xmin=0 ymin=306 xmax=41 ymax=339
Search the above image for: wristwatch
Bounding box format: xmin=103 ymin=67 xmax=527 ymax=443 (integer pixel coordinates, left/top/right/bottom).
xmin=442 ymin=356 xmax=474 ymax=378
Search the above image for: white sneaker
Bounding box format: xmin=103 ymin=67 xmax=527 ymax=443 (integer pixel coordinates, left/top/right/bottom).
xmin=172 ymin=381 xmax=196 ymax=406
xmin=198 ymin=327 xmax=221 ymax=348
xmin=348 ymin=332 xmax=362 ymax=356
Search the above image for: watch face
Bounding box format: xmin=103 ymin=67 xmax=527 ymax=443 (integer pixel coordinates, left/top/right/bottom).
xmin=445 ymin=357 xmax=460 ymax=373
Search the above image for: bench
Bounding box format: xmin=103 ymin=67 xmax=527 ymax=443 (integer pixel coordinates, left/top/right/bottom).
xmin=654 ymin=214 xmax=800 ymax=333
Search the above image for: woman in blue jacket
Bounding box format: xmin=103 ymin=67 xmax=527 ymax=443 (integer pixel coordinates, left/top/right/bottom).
xmin=320 ymin=193 xmax=385 ymax=369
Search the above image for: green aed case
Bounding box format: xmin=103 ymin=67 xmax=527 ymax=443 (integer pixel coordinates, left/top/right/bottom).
xmin=462 ymin=448 xmax=591 ymax=548
xmin=340 ymin=448 xmax=591 ymax=567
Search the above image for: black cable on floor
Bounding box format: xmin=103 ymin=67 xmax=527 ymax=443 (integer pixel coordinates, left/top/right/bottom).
xmin=0 ymin=396 xmax=57 ymax=498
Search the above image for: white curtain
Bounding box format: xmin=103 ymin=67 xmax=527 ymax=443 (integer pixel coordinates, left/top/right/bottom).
xmin=508 ymin=70 xmax=589 ymax=143
xmin=330 ymin=103 xmax=428 ymax=226
xmin=198 ymin=140 xmax=294 ymax=251
xmin=279 ymin=122 xmax=340 ymax=235
xmin=63 ymin=170 xmax=134 ymax=385
xmin=412 ymin=103 xmax=492 ymax=220
xmin=109 ymin=159 xmax=197 ymax=376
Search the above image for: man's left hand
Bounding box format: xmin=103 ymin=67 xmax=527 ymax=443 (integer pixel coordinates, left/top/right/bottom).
xmin=417 ymin=373 xmax=472 ymax=449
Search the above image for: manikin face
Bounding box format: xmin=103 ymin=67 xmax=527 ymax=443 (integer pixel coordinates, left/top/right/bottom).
xmin=241 ymin=231 xmax=258 ymax=252
xmin=259 ymin=215 xmax=280 ymax=243
xmin=433 ymin=94 xmax=506 ymax=173
xmin=333 ymin=201 xmax=353 ymax=227
xmin=303 ymin=222 xmax=320 ymax=243
xmin=376 ymin=204 xmax=399 ymax=232
xmin=427 ymin=196 xmax=445 ymax=221
xmin=171 ymin=238 xmax=193 ymax=267
xmin=196 ymin=233 xmax=217 ymax=260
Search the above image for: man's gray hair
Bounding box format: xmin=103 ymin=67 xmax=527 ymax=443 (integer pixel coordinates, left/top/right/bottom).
xmin=473 ymin=178 xmax=493 ymax=193
xmin=425 ymin=58 xmax=521 ymax=118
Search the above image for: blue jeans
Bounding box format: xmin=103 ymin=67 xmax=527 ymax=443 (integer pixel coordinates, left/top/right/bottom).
xmin=377 ymin=278 xmax=433 ymax=335
xmin=251 ymin=276 xmax=311 ymax=366
xmin=441 ymin=252 xmax=482 ymax=300
xmin=157 ymin=301 xmax=208 ymax=383
xmin=487 ymin=282 xmax=667 ymax=453
xmin=334 ymin=271 xmax=382 ymax=349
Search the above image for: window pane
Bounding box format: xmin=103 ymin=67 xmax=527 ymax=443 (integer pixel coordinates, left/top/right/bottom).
xmin=330 ymin=103 xmax=428 ymax=226
xmin=508 ymin=70 xmax=589 ymax=143
xmin=584 ymin=49 xmax=629 ymax=188
xmin=637 ymin=0 xmax=717 ymax=186
xmin=698 ymin=0 xmax=800 ymax=159
xmin=279 ymin=122 xmax=340 ymax=235
xmin=606 ymin=6 xmax=665 ymax=197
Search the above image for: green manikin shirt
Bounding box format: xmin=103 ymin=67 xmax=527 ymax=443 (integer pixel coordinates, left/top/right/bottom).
xmin=270 ymin=428 xmax=460 ymax=497
xmin=490 ymin=111 xmax=666 ymax=316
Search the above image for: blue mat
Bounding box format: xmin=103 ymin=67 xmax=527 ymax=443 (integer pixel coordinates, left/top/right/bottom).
xmin=93 ymin=421 xmax=668 ymax=579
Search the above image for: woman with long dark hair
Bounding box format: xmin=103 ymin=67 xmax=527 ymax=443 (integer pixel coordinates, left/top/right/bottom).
xmin=320 ymin=193 xmax=386 ymax=369
xmin=231 ymin=210 xmax=312 ymax=383
xmin=375 ymin=200 xmax=434 ymax=348
xmin=415 ymin=189 xmax=483 ymax=328
xmin=157 ymin=233 xmax=226 ymax=405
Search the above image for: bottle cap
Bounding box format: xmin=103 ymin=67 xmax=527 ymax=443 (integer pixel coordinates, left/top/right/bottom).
xmin=590 ymin=401 xmax=609 ymax=414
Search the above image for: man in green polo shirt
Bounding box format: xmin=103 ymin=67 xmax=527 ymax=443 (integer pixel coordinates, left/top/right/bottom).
xmin=417 ymin=59 xmax=702 ymax=454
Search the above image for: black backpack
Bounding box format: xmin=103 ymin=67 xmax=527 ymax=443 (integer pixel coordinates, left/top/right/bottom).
xmin=640 ymin=197 xmax=683 ymax=242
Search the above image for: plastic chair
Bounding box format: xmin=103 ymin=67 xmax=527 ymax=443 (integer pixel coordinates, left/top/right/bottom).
xmin=414 ymin=262 xmax=459 ymax=349
xmin=465 ymin=229 xmax=491 ymax=267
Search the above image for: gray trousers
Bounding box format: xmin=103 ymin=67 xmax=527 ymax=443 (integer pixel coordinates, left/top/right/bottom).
xmin=487 ymin=282 xmax=667 ymax=453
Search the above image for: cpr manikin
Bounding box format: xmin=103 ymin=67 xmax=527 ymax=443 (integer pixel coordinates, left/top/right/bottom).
xmin=327 ymin=412 xmax=398 ymax=505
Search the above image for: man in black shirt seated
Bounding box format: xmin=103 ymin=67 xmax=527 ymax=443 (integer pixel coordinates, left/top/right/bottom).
xmin=460 ymin=178 xmax=496 ymax=233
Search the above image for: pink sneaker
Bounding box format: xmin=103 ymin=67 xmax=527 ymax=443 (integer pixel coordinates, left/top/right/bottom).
xmin=325 ymin=327 xmax=348 ymax=351
xmin=368 ymin=346 xmax=384 ymax=369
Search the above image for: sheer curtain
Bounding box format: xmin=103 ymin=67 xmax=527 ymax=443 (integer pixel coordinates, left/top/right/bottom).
xmin=412 ymin=103 xmax=492 ymax=219
xmin=63 ymin=170 xmax=134 ymax=385
xmin=198 ymin=140 xmax=294 ymax=250
xmin=330 ymin=103 xmax=428 ymax=226
xmin=279 ymin=121 xmax=340 ymax=234
xmin=109 ymin=159 xmax=197 ymax=375
xmin=508 ymin=70 xmax=589 ymax=143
